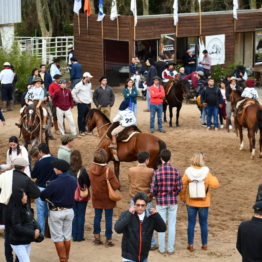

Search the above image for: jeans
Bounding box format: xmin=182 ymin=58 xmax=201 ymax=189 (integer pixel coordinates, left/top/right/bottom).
xmin=156 ymin=205 xmax=178 ymax=253
xmin=187 ymin=206 xmax=209 ymax=245
xmin=130 ymin=200 xmax=156 ymax=247
xmin=150 ymin=104 xmax=163 ymax=131
xmin=206 ymin=105 xmax=219 ymax=128
xmin=93 ymin=208 xmax=113 ymax=239
xmin=146 ymin=89 xmax=150 ymax=110
xmin=36 ymin=186 xmax=48 ymax=234
xmin=185 ymin=66 xmax=195 ymax=75
xmin=125 ymin=259 xmax=148 ymax=262
xmin=72 ymin=201 xmax=88 ymax=241
xmin=201 ymin=107 xmax=207 ymax=124
xmin=77 ymin=103 xmax=90 ymax=133
xmin=5 ymin=227 xmax=19 ymax=262
xmin=11 ymin=244 xmax=31 ymax=262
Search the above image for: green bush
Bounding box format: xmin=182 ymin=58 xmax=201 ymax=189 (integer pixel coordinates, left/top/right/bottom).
xmin=0 ymin=44 xmax=41 ymax=92
xmin=211 ymin=64 xmax=236 ymax=82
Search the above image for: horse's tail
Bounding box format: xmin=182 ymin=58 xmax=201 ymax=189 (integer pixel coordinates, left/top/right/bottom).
xmin=156 ymin=140 xmax=167 ymax=168
xmin=257 ymin=108 xmax=262 ymax=130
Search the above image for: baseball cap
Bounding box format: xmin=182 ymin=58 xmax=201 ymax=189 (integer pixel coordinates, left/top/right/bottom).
xmin=13 ymin=157 xmax=29 ymax=167
xmin=83 ymin=72 xmax=93 ymax=78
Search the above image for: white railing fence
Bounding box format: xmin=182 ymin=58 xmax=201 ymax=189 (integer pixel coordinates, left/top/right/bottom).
xmin=15 ymin=36 xmax=74 ymax=64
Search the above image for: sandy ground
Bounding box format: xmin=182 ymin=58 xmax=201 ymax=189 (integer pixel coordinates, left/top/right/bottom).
xmin=1 ymin=92 xmax=262 ymax=262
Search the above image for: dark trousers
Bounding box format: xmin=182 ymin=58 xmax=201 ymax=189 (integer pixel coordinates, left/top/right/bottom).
xmin=4 ymin=227 xmax=19 ymax=262
xmin=1 ymin=84 xmax=13 ymax=101
xmin=72 ymin=201 xmax=88 ymax=241
xmin=77 ymin=103 xmax=91 ymax=133
xmin=93 ymin=208 xmax=113 ymax=239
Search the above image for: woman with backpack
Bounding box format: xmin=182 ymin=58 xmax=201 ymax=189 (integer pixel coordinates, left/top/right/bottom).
xmin=180 ymin=152 xmax=219 ymax=252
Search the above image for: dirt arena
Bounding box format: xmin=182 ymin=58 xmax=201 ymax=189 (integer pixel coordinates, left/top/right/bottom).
xmin=1 ymin=93 xmax=262 ymax=262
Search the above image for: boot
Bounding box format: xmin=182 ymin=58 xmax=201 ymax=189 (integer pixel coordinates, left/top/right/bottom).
xmin=93 ymin=234 xmax=103 ymax=245
xmin=54 ymin=242 xmax=67 ymax=262
xmin=54 ymin=120 xmax=59 ymax=131
xmin=187 ymin=244 xmax=194 ymax=252
xmin=105 ymin=238 xmax=114 ymax=247
xmin=7 ymin=100 xmax=13 ymax=111
xmin=2 ymin=101 xmax=7 ymax=112
xmin=108 ymin=135 xmax=117 ymax=149
xmin=42 ymin=116 xmax=47 ymax=130
xmin=64 ymin=240 xmax=71 ymax=261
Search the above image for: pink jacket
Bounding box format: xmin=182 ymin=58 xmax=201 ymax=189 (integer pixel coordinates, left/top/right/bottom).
xmin=148 ymin=85 xmax=165 ymax=105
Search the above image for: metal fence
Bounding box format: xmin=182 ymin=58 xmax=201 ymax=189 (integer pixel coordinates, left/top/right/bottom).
xmin=15 ymin=36 xmax=74 ymax=64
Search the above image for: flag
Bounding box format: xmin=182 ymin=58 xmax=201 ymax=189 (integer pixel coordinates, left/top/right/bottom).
xmin=173 ymin=0 xmax=178 ymax=26
xmin=97 ymin=0 xmax=105 ymax=21
xmin=198 ymin=0 xmax=201 ymax=3
xmin=84 ymin=0 xmax=92 ymax=16
xmin=130 ymin=0 xmax=137 ymax=26
xmin=233 ymin=0 xmax=239 ymax=20
xmin=73 ymin=0 xmax=82 ymax=14
xmin=110 ymin=0 xmax=118 ymax=21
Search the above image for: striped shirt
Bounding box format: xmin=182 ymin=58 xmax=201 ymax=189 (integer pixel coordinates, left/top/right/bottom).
xmin=150 ymin=163 xmax=182 ymax=206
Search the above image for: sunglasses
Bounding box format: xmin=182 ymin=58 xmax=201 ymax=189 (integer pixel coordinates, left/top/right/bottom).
xmin=135 ymin=204 xmax=146 ymax=208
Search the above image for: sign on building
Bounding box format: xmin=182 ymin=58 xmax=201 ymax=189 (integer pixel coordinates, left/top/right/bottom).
xmin=159 ymin=34 xmax=176 ymax=61
xmin=205 ymin=34 xmax=225 ymax=65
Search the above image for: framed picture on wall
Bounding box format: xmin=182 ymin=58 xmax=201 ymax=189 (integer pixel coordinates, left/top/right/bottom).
xmin=255 ymin=29 xmax=262 ymax=65
xmin=159 ymin=34 xmax=176 ymax=61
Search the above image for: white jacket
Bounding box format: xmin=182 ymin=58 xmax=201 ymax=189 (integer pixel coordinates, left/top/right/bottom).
xmin=113 ymin=108 xmax=137 ymax=127
xmin=241 ymin=87 xmax=259 ymax=101
xmin=72 ymin=81 xmax=93 ymax=104
xmin=0 ymin=170 xmax=13 ymax=204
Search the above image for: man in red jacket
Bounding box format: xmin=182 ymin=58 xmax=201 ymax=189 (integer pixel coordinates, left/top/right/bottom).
xmin=148 ymin=76 xmax=166 ymax=133
xmin=52 ymin=79 xmax=77 ymax=136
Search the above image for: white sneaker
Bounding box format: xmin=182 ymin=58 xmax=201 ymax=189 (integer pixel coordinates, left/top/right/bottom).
xmin=80 ymin=132 xmax=86 ymax=136
xmin=207 ymin=127 xmax=211 ymax=130
xmin=229 ymin=125 xmax=233 ymax=130
xmin=220 ymin=125 xmax=224 ymax=129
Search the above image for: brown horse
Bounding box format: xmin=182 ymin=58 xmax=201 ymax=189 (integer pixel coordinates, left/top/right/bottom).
xmin=86 ymin=109 xmax=166 ymax=178
xmin=163 ymin=79 xmax=190 ymax=127
xmin=20 ymin=104 xmax=49 ymax=149
xmin=230 ymin=90 xmax=262 ymax=159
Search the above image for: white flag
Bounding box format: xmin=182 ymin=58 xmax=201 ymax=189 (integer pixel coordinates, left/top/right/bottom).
xmin=233 ymin=0 xmax=239 ymax=20
xmin=73 ymin=0 xmax=82 ymax=14
xmin=110 ymin=0 xmax=118 ymax=21
xmin=131 ymin=0 xmax=137 ymax=26
xmin=173 ymin=0 xmax=178 ymax=26
xmin=198 ymin=0 xmax=201 ymax=3
xmin=198 ymin=38 xmax=206 ymax=66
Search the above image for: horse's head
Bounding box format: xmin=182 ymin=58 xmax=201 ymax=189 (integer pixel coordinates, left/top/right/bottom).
xmin=230 ymin=90 xmax=242 ymax=112
xmin=86 ymin=109 xmax=97 ymax=132
xmin=24 ymin=103 xmax=38 ymax=131
xmin=179 ymin=79 xmax=191 ymax=98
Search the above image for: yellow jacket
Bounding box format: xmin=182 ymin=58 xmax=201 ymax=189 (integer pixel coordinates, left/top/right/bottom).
xmin=180 ymin=166 xmax=219 ymax=207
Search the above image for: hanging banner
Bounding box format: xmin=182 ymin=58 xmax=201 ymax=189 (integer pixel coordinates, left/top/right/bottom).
xmin=205 ymin=34 xmax=225 ymax=65
xmin=255 ymin=29 xmax=262 ymax=65
xmin=159 ymin=34 xmax=176 ymax=61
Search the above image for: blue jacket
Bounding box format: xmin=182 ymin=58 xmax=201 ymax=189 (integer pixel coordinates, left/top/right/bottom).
xmin=70 ymin=62 xmax=83 ymax=81
xmin=42 ymin=72 xmax=52 ymax=91
xmin=122 ymin=87 xmax=138 ymax=104
xmin=40 ymin=172 xmax=77 ymax=208
xmin=146 ymin=65 xmax=157 ymax=86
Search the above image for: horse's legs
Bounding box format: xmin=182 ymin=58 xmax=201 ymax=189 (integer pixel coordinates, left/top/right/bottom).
xmin=239 ymin=126 xmax=244 ymax=150
xmin=113 ymin=161 xmax=120 ymax=180
xmin=163 ymin=102 xmax=167 ymax=123
xmin=248 ymin=128 xmax=256 ymax=159
xmin=169 ymin=106 xmax=173 ymax=128
xmin=176 ymin=105 xmax=182 ymax=127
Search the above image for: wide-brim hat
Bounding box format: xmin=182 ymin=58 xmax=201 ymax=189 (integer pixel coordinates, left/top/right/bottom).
xmin=230 ymin=76 xmax=238 ymax=81
xmin=253 ymin=201 xmax=262 ymax=212
xmin=153 ymin=76 xmax=162 ymax=81
xmin=13 ymin=157 xmax=29 ymax=167
xmin=167 ymin=61 xmax=176 ymax=66
xmin=3 ymin=62 xmax=11 ymax=67
xmin=31 ymin=77 xmax=43 ymax=84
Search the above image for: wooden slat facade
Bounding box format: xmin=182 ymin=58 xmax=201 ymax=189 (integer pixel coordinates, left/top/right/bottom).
xmin=74 ymin=10 xmax=262 ymax=84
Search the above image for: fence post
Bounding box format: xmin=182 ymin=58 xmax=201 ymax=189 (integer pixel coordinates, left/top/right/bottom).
xmin=42 ymin=38 xmax=47 ymax=64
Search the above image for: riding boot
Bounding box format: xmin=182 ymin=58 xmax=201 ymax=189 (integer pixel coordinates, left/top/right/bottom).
xmin=54 ymin=242 xmax=67 ymax=262
xmin=42 ymin=116 xmax=47 ymax=130
xmin=64 ymin=240 xmax=71 ymax=261
xmin=109 ymin=135 xmax=117 ymax=149
xmin=7 ymin=100 xmax=13 ymax=111
xmin=2 ymin=101 xmax=7 ymax=112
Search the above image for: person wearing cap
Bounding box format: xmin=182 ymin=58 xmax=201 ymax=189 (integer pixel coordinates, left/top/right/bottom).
xmin=50 ymin=58 xmax=61 ymax=80
xmin=0 ymin=157 xmax=40 ymax=262
xmin=93 ymin=76 xmax=115 ymax=119
xmin=237 ymin=201 xmax=262 ymax=261
xmin=184 ymin=49 xmax=197 ymax=75
xmin=39 ymin=64 xmax=52 ymax=91
xmin=52 ymin=80 xmax=77 ymax=136
xmin=57 ymin=135 xmax=75 ymax=164
xmin=109 ymin=100 xmax=137 ymax=150
xmin=72 ymin=72 xmax=93 ymax=136
xmin=70 ymin=57 xmax=83 ymax=89
xmin=199 ymin=50 xmax=212 ymax=79
xmin=148 ymin=76 xmax=165 ymax=133
xmin=162 ymin=61 xmax=178 ymax=83
xmin=183 ymin=71 xmax=203 ymax=90
xmin=0 ymin=62 xmax=15 ymax=112
xmin=67 ymin=44 xmax=75 ymax=67
xmin=40 ymin=159 xmax=77 ymax=262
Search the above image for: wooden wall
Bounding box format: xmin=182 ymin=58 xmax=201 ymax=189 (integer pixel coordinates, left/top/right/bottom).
xmin=74 ymin=10 xmax=262 ymax=84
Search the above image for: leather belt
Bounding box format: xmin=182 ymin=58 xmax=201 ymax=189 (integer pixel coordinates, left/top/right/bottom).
xmin=50 ymin=207 xmax=68 ymax=211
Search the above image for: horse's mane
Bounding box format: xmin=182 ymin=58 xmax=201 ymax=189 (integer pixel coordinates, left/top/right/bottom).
xmin=88 ymin=109 xmax=111 ymax=123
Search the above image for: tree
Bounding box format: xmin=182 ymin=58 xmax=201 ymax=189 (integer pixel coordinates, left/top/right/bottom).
xmin=249 ymin=0 xmax=257 ymax=8
xmin=36 ymin=0 xmax=53 ymax=37
xmin=142 ymin=0 xmax=149 ymax=15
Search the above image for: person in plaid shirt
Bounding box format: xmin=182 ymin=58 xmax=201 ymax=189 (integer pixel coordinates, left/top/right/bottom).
xmin=150 ymin=149 xmax=182 ymax=255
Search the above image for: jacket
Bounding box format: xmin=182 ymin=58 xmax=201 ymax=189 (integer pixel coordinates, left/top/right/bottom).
xmin=88 ymin=164 xmax=120 ymax=209
xmin=146 ymin=65 xmax=157 ymax=87
xmin=115 ymin=211 xmax=166 ymax=261
xmin=184 ymin=54 xmax=197 ymax=67
xmin=52 ymin=88 xmax=74 ymax=111
xmin=40 ymin=72 xmax=52 ymax=91
xmin=128 ymin=165 xmax=154 ymax=199
xmin=180 ymin=166 xmax=219 ymax=207
xmin=0 ymin=170 xmax=13 ymax=204
xmin=93 ymin=85 xmax=115 ymax=107
xmin=57 ymin=145 xmax=71 ymax=164
xmin=112 ymin=108 xmax=136 ymax=127
xmin=70 ymin=62 xmax=83 ymax=81
xmin=72 ymin=81 xmax=93 ymax=104
xmin=122 ymin=87 xmax=138 ymax=104
xmin=148 ymin=85 xmax=165 ymax=105
xmin=49 ymin=82 xmax=60 ymax=97
xmin=201 ymin=86 xmax=223 ymax=106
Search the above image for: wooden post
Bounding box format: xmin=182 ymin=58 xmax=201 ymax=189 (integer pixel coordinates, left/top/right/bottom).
xmin=78 ymin=14 xmax=81 ymax=36
xmin=101 ymin=20 xmax=104 ymax=39
xmin=199 ymin=2 xmax=202 ymax=36
xmin=134 ymin=16 xmax=136 ymax=41
xmin=234 ymin=19 xmax=237 ymax=32
xmin=117 ymin=17 xmax=120 ymax=41
xmin=176 ymin=24 xmax=178 ymax=37
xmin=87 ymin=15 xmax=89 ymax=34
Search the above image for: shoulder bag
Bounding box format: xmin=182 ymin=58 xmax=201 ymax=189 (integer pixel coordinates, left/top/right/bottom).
xmin=74 ymin=169 xmax=90 ymax=202
xmin=106 ymin=167 xmax=122 ymax=202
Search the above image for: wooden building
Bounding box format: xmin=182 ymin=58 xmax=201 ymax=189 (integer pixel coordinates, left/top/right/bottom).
xmin=74 ymin=9 xmax=262 ymax=85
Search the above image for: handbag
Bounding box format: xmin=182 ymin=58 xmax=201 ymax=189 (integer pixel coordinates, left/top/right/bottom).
xmin=105 ymin=167 xmax=122 ymax=201
xmin=74 ymin=169 xmax=90 ymax=202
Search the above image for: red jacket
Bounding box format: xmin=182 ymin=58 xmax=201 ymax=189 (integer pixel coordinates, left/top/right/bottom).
xmin=52 ymin=88 xmax=74 ymax=111
xmin=148 ymin=85 xmax=165 ymax=105
xmin=183 ymin=72 xmax=198 ymax=89
xmin=49 ymin=82 xmax=60 ymax=97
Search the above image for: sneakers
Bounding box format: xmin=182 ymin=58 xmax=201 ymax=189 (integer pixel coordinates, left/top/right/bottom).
xmin=220 ymin=124 xmax=224 ymax=129
xmin=80 ymin=132 xmax=86 ymax=136
xmin=229 ymin=125 xmax=233 ymax=130
xmin=159 ymin=129 xmax=166 ymax=133
xmin=207 ymin=127 xmax=211 ymax=130
xmin=201 ymin=123 xmax=207 ymax=127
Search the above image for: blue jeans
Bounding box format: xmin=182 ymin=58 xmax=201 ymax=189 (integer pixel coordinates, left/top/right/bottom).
xmin=150 ymin=104 xmax=163 ymax=132
xmin=77 ymin=103 xmax=90 ymax=133
xmin=36 ymin=186 xmax=48 ymax=234
xmin=93 ymin=208 xmax=113 ymax=239
xmin=185 ymin=66 xmax=195 ymax=75
xmin=156 ymin=205 xmax=178 ymax=253
xmin=125 ymin=259 xmax=148 ymax=262
xmin=146 ymin=89 xmax=150 ymax=110
xmin=72 ymin=201 xmax=88 ymax=241
xmin=206 ymin=105 xmax=219 ymax=128
xmin=201 ymin=107 xmax=207 ymax=124
xmin=187 ymin=206 xmax=209 ymax=245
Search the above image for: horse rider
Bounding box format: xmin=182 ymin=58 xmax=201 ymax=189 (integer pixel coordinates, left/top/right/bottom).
xmin=109 ymin=100 xmax=137 ymax=150
xmin=162 ymin=61 xmax=178 ymax=84
xmin=16 ymin=77 xmax=48 ymax=130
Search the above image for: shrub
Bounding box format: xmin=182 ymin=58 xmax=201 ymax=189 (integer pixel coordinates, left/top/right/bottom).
xmin=211 ymin=64 xmax=237 ymax=82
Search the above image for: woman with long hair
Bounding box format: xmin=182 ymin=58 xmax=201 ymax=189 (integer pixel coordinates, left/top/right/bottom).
xmin=70 ymin=150 xmax=90 ymax=242
xmin=180 ymin=152 xmax=219 ymax=252
xmin=28 ymin=68 xmax=40 ymax=84
xmin=122 ymin=78 xmax=138 ymax=116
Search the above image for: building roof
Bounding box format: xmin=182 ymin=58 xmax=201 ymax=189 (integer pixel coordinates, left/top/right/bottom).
xmin=0 ymin=0 xmax=21 ymax=25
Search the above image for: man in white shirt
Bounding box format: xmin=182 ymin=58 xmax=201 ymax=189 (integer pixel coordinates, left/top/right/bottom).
xmin=50 ymin=59 xmax=61 ymax=80
xmin=0 ymin=62 xmax=15 ymax=111
xmin=72 ymin=72 xmax=93 ymax=136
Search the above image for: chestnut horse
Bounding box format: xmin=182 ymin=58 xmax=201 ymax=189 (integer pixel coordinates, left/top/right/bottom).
xmin=163 ymin=79 xmax=190 ymax=127
xmin=86 ymin=109 xmax=166 ymax=178
xmin=230 ymin=90 xmax=262 ymax=159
